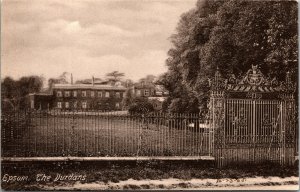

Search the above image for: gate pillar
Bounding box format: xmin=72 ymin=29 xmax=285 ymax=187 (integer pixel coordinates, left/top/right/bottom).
xmin=209 ymin=68 xmax=226 ymax=167
xmin=278 ymin=72 xmax=297 ymax=165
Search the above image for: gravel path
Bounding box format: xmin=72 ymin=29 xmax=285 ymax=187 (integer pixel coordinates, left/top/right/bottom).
xmin=36 ymin=176 xmax=299 ymax=190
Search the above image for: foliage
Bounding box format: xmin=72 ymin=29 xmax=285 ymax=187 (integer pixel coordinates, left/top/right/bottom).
xmin=128 ymin=97 xmax=154 ymax=114
xmin=48 ymin=72 xmax=70 ymax=89
xmin=122 ymin=88 xmax=135 ymax=109
xmin=106 ymin=71 xmax=125 ymax=85
xmin=161 ymin=0 xmax=298 ymax=113
xmin=75 ymin=77 xmax=102 ymax=84
xmin=1 ymin=76 xmax=44 ymax=110
xmin=121 ymin=79 xmax=134 ymax=88
xmin=139 ymin=75 xmax=156 ymax=84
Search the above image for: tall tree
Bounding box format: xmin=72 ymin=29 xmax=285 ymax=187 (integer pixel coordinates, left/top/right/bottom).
xmin=160 ymin=0 xmax=224 ymax=113
xmin=162 ymin=0 xmax=297 ymax=113
xmin=105 ymin=71 xmax=125 ymax=85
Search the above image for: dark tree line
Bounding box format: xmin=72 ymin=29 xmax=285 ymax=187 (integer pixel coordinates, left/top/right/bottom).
xmin=1 ymin=76 xmax=44 ymax=110
xmin=159 ymin=0 xmax=298 ymax=113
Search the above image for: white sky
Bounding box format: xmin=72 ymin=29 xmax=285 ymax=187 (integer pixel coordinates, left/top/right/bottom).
xmin=1 ymin=0 xmax=197 ymax=82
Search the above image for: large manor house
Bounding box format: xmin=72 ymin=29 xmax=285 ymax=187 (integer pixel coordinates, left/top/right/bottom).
xmin=27 ymin=76 xmax=169 ymax=111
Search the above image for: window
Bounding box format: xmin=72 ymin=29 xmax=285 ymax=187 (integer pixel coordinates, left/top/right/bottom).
xmin=151 ymin=90 xmax=155 ymax=96
xmin=144 ymin=90 xmax=149 ymax=96
xmin=156 ymin=91 xmax=162 ymax=96
xmin=73 ymin=91 xmax=77 ymax=97
xmin=57 ymin=91 xmax=62 ymax=97
xmin=82 ymin=91 xmax=87 ymax=97
xmin=73 ymin=101 xmax=77 ymax=108
xmin=30 ymin=101 xmax=34 ymax=109
xmin=116 ymin=92 xmax=120 ymax=98
xmin=116 ymin=102 xmax=120 ymax=108
xmin=105 ymin=92 xmax=110 ymax=98
xmin=57 ymin=102 xmax=62 ymax=108
xmin=65 ymin=91 xmax=70 ymax=97
xmin=91 ymin=91 xmax=95 ymax=97
xmin=82 ymin=101 xmax=87 ymax=109
xmin=98 ymin=91 xmax=102 ymax=97
xmin=65 ymin=102 xmax=69 ymax=108
xmin=136 ymin=90 xmax=141 ymax=96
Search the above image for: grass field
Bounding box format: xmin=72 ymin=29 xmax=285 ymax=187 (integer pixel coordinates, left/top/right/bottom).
xmin=2 ymin=113 xmax=211 ymax=157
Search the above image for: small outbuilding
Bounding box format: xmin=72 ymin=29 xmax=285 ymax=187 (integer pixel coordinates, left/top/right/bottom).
xmin=26 ymin=93 xmax=53 ymax=110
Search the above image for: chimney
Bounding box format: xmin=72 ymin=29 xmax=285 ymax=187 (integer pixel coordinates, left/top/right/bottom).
xmin=92 ymin=76 xmax=95 ymax=86
xmin=71 ymin=73 xmax=73 ymax=84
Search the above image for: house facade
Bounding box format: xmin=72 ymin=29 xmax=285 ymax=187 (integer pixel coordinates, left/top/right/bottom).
xmin=132 ymin=82 xmax=169 ymax=98
xmin=132 ymin=82 xmax=169 ymax=111
xmin=27 ymin=77 xmax=167 ymax=111
xmin=52 ymin=83 xmax=126 ymax=110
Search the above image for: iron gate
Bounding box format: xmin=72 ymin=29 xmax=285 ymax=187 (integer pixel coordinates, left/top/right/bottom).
xmin=225 ymin=99 xmax=283 ymax=146
xmin=209 ymin=65 xmax=297 ymax=166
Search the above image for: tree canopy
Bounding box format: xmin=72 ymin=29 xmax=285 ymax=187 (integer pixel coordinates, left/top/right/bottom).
xmin=1 ymin=76 xmax=44 ymax=110
xmin=105 ymin=71 xmax=125 ymax=84
xmin=48 ymin=72 xmax=70 ymax=89
xmin=75 ymin=78 xmax=102 ymax=84
xmin=139 ymin=75 xmax=157 ymax=84
xmin=160 ymin=0 xmax=298 ymax=113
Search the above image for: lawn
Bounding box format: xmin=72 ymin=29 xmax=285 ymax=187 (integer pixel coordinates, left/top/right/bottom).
xmin=2 ymin=112 xmax=211 ymax=157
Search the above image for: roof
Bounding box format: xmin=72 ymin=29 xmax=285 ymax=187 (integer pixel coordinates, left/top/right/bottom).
xmin=52 ymin=83 xmax=126 ymax=91
xmin=75 ymin=79 xmax=108 ymax=84
xmin=134 ymin=83 xmax=155 ymax=89
xmin=133 ymin=83 xmax=168 ymax=92
xmin=28 ymin=93 xmax=52 ymax=96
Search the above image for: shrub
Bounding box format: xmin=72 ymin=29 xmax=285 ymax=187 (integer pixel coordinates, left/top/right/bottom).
xmin=128 ymin=98 xmax=154 ymax=114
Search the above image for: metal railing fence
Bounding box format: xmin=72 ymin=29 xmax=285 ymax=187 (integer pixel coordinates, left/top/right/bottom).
xmin=1 ymin=110 xmax=211 ymax=157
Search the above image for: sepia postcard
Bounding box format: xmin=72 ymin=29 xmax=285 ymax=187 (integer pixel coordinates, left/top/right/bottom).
xmin=1 ymin=0 xmax=299 ymax=190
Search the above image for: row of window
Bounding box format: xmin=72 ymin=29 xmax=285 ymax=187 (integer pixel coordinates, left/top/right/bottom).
xmin=135 ymin=89 xmax=168 ymax=96
xmin=57 ymin=101 xmax=120 ymax=109
xmin=56 ymin=90 xmax=122 ymax=98
xmin=136 ymin=90 xmax=151 ymax=96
